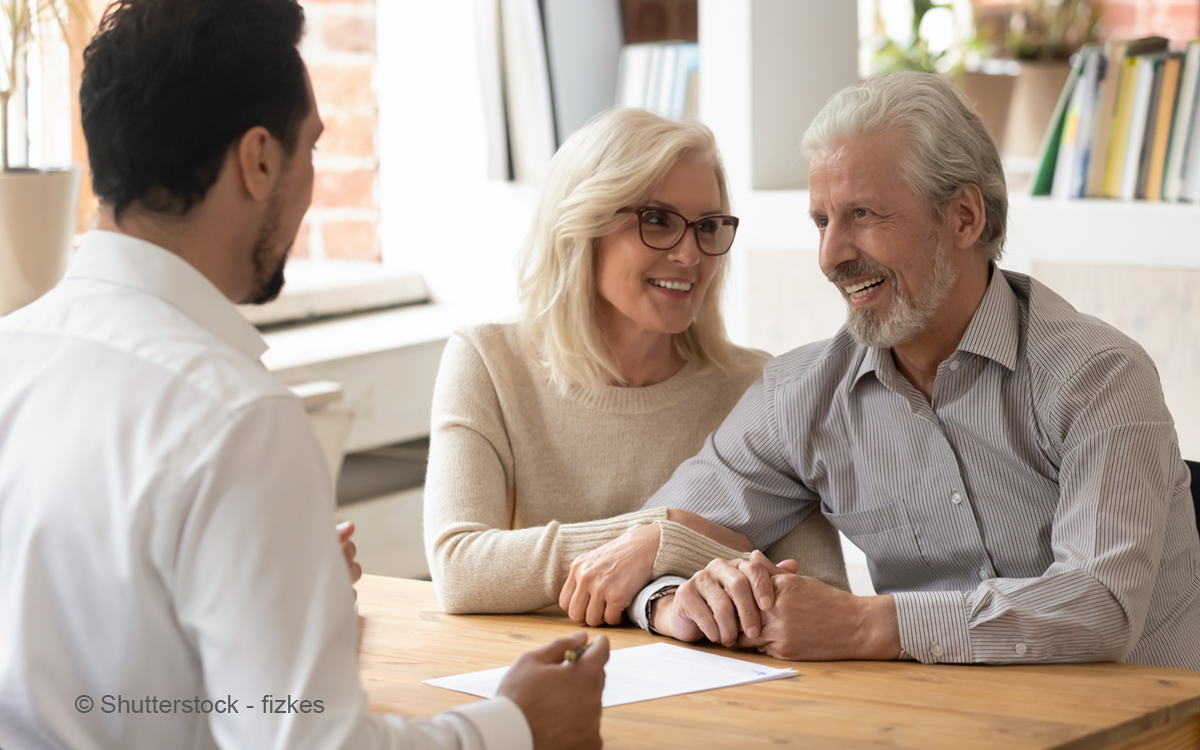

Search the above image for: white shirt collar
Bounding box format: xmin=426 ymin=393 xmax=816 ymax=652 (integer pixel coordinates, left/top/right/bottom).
xmin=65 ymin=230 xmax=268 ymax=362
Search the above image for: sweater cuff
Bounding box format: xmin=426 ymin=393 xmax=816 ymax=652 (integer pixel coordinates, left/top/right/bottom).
xmin=554 ymin=507 xmax=668 ymax=578
xmin=651 ymin=520 xmax=749 ymax=579
xmin=893 ymin=590 xmax=972 ymax=664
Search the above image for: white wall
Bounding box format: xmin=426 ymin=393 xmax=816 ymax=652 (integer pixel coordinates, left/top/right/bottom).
xmin=377 ymin=0 xmax=858 ymax=337
xmin=377 ymin=0 xmax=534 ymax=316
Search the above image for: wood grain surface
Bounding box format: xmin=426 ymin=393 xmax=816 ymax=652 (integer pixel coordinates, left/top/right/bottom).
xmin=355 ymin=575 xmax=1200 ymax=749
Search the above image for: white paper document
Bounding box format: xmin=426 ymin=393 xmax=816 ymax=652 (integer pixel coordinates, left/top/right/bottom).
xmin=423 ymin=642 xmax=797 ymax=707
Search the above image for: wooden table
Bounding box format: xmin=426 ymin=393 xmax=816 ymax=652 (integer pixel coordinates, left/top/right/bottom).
xmin=356 ymin=575 xmax=1200 ymax=749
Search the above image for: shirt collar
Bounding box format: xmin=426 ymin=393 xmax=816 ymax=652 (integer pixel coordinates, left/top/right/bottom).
xmin=954 ymin=265 xmax=1020 ymax=372
xmin=65 ymin=230 xmax=268 ymax=362
xmin=850 ymin=264 xmax=1020 ymax=391
xmin=851 ymin=344 xmax=893 ymax=391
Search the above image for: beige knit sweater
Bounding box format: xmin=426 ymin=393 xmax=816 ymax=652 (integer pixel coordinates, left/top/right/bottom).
xmin=423 ymin=323 xmax=847 ymax=614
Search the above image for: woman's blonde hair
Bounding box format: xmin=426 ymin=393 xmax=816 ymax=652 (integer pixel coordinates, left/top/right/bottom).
xmin=517 ymin=108 xmax=736 ymax=392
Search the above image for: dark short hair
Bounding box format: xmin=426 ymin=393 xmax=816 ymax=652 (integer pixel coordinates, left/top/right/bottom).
xmin=81 ymin=0 xmax=310 ymax=219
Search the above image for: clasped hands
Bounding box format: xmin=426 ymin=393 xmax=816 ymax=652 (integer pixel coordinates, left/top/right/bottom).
xmin=652 ymin=552 xmax=900 ymax=661
xmin=559 ymin=517 xmax=901 ymax=661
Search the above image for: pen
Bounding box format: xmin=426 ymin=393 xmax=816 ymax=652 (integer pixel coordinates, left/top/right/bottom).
xmin=564 ymin=643 xmax=589 ymax=663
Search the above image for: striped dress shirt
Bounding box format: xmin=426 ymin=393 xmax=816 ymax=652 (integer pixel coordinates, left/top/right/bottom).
xmin=644 ymin=269 xmax=1200 ymax=670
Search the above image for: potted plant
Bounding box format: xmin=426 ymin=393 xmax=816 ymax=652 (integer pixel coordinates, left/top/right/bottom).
xmin=870 ymin=1 xmax=1013 ymax=146
xmin=1 ymin=0 xmax=87 ymax=316
xmin=872 ymin=0 xmax=983 ymax=77
xmin=975 ymin=0 xmax=1101 ymax=158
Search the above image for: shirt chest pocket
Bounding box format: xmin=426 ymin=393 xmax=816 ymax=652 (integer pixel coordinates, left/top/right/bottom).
xmin=826 ymin=501 xmax=932 ymax=594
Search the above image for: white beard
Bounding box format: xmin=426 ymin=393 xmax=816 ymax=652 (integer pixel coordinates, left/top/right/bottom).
xmin=840 ymin=232 xmax=957 ymax=349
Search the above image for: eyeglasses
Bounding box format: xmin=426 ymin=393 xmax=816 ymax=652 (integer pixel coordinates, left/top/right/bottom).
xmin=618 ymin=206 xmax=739 ymax=257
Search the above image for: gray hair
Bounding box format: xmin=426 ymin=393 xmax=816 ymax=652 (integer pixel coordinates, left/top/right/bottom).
xmin=801 ymin=71 xmax=1007 ymax=262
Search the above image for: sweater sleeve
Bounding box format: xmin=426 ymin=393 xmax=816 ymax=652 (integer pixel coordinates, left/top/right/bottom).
xmin=423 ymin=332 xmax=670 ymax=614
xmin=762 ymin=512 xmax=850 ymax=591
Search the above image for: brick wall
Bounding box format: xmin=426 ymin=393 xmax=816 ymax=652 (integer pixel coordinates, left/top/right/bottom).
xmin=70 ymin=0 xmax=381 ymax=262
xmin=971 ymin=0 xmax=1200 ymax=45
xmin=1096 ymin=0 xmax=1200 ymax=42
xmin=297 ymin=0 xmax=380 ymax=261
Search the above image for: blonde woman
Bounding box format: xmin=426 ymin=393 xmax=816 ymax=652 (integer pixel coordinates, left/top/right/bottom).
xmin=423 ymin=109 xmax=846 ymax=624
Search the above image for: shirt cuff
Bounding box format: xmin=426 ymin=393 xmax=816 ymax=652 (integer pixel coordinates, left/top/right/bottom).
xmin=892 ymin=590 xmax=972 ymax=664
xmin=444 ymin=697 xmax=533 ymax=750
xmin=628 ymin=576 xmax=689 ymax=631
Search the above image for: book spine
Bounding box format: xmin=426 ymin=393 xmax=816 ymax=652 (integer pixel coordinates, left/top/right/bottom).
xmin=1085 ymin=42 xmax=1128 ymax=198
xmin=1105 ymin=57 xmax=1140 ymax=197
xmin=1145 ymin=56 xmax=1181 ymax=202
xmin=1164 ymin=42 xmax=1200 ymax=202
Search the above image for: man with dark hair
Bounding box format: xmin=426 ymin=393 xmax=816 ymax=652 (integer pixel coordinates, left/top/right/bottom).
xmin=0 ymin=2 xmax=607 ymax=748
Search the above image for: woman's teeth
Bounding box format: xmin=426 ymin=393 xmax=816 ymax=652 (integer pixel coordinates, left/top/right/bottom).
xmin=650 ymin=280 xmax=693 ymax=292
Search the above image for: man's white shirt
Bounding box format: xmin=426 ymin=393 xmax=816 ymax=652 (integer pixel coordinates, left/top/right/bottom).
xmin=0 ymin=231 xmax=532 ymax=750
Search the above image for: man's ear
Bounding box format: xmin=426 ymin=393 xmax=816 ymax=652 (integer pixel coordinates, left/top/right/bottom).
xmin=948 ymin=184 xmax=986 ymax=252
xmin=236 ymin=126 xmax=282 ymax=202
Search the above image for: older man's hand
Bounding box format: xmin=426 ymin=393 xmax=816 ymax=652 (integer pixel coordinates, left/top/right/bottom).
xmin=652 ymin=552 xmax=799 ymax=647
xmin=651 ymin=550 xmax=902 ymax=661
xmin=736 ymin=575 xmax=902 ymax=661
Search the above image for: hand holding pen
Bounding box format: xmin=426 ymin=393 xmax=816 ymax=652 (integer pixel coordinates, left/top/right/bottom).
xmin=497 ymin=631 xmax=610 ymax=750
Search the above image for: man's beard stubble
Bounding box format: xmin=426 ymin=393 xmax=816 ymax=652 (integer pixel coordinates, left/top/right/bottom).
xmin=248 ymin=190 xmax=290 ymax=305
xmin=828 ymin=229 xmax=957 ymax=349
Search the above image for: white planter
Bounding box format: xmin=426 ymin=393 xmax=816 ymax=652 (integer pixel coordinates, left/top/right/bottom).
xmin=0 ymin=168 xmax=82 ymax=316
xmin=1003 ymin=61 xmax=1073 ymax=159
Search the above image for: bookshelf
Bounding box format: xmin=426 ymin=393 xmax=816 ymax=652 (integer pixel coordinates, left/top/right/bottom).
xmin=1003 ymin=194 xmax=1200 ymax=271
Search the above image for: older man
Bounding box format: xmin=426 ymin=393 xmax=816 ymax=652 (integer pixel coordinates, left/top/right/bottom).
xmin=621 ymin=72 xmax=1200 ymax=669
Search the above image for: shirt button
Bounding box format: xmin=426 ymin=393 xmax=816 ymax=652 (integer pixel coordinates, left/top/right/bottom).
xmin=978 ymin=567 xmax=989 ymax=581
xmin=1014 ymin=643 xmax=1028 ymax=656
xmin=930 ymin=643 xmax=944 ymax=658
xmin=948 ymin=360 xmax=961 ymax=371
xmin=951 ymin=491 xmax=963 ymax=505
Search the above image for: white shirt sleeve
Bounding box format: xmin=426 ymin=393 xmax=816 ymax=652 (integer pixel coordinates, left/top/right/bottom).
xmin=169 ymin=396 xmax=532 ymax=750
xmin=627 ymin=576 xmax=689 ymax=632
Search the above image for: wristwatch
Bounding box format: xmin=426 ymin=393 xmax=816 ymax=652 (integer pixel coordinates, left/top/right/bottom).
xmin=645 ymin=585 xmax=680 ymax=636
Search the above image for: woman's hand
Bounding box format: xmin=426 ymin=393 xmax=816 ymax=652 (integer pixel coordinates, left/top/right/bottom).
xmin=665 ymin=508 xmax=754 ymax=552
xmin=559 ymin=524 xmax=660 ymax=626
xmin=337 ymin=521 xmax=363 ymax=596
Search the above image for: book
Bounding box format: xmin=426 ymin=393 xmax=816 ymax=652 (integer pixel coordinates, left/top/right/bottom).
xmin=1164 ymin=41 xmax=1200 ymax=202
xmin=1119 ymin=56 xmax=1157 ymax=200
xmin=1106 ymin=57 xmax=1141 ymax=196
xmin=1085 ymin=41 xmax=1130 ymax=198
xmin=1053 ymin=45 xmax=1102 ymax=198
xmin=671 ymin=44 xmax=698 ymax=118
xmin=1102 ymin=38 xmax=1169 ymax=197
xmin=615 ymin=41 xmax=700 ymax=121
xmin=617 ymin=44 xmax=654 ymax=109
xmin=1135 ymin=54 xmax=1166 ymax=200
xmin=1183 ymin=79 xmax=1200 ymax=202
xmin=1144 ymin=53 xmax=1182 ymax=201
xmin=1031 ymin=53 xmax=1087 ymax=196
